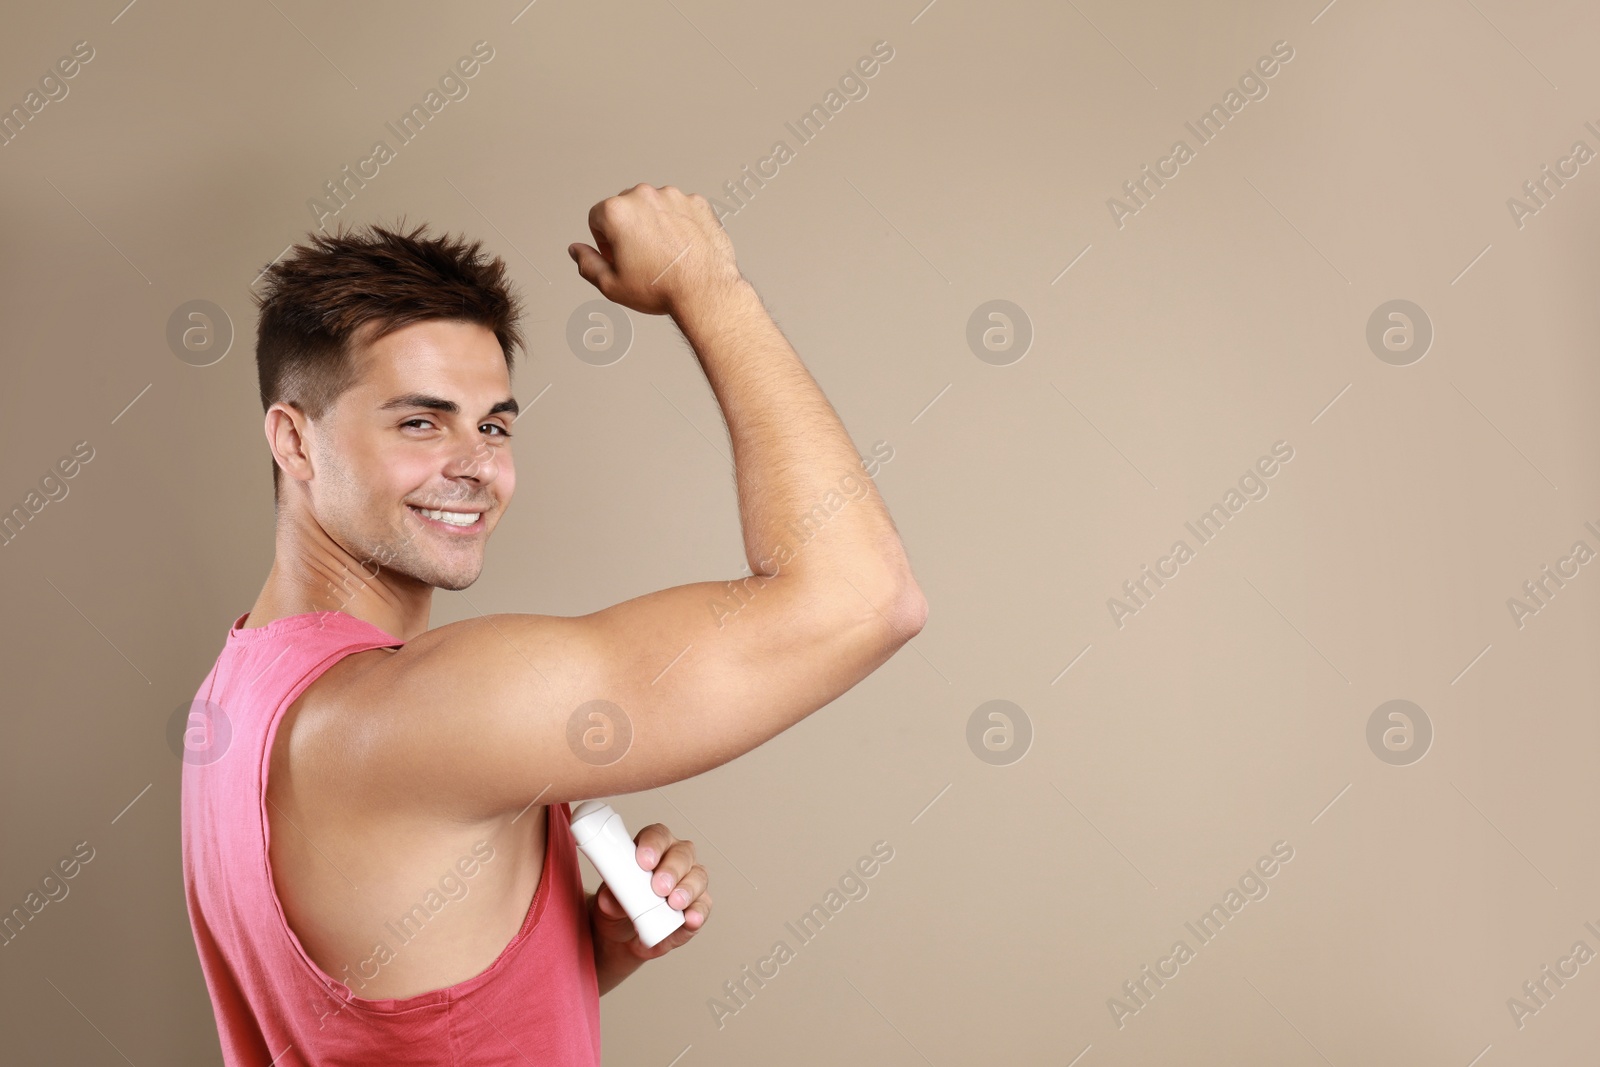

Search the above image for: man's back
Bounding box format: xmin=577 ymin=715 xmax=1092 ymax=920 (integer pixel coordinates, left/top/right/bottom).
xmin=180 ymin=610 xmax=601 ymax=1067
xmin=267 ymin=640 xmax=552 ymax=1002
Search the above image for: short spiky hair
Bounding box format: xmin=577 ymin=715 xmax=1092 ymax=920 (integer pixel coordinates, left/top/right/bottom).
xmin=252 ymin=218 xmax=526 ymax=497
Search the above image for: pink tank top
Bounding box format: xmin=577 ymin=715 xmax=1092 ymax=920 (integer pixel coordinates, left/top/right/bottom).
xmin=180 ymin=610 xmax=601 ymax=1066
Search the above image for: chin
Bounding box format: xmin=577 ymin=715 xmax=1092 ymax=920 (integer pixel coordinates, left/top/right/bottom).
xmin=432 ymin=554 xmax=488 ymax=591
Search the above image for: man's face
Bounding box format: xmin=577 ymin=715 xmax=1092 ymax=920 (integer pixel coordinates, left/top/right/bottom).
xmin=305 ymin=318 xmax=517 ymax=592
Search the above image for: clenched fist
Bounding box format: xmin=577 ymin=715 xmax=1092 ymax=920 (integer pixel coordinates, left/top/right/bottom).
xmin=568 ymin=184 xmax=745 ymax=317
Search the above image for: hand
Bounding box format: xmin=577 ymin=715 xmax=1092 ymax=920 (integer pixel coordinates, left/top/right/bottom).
xmin=588 ymin=821 xmax=711 ymax=963
xmin=568 ymin=184 xmax=744 ymax=318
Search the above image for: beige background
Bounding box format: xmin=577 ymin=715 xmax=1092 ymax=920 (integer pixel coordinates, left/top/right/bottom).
xmin=2 ymin=0 xmax=1597 ymax=1063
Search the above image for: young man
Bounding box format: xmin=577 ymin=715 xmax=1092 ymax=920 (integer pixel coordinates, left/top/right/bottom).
xmin=179 ymin=184 xmax=927 ymax=1065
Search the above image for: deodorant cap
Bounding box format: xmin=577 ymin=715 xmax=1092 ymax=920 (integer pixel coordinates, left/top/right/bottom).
xmin=570 ymin=799 xmax=613 ymax=846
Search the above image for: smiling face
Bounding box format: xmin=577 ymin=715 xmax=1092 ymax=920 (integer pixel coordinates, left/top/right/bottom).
xmin=297 ymin=318 xmax=518 ymax=592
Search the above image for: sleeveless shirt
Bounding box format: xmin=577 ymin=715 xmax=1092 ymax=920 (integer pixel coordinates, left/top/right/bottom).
xmin=179 ymin=610 xmax=602 ymax=1066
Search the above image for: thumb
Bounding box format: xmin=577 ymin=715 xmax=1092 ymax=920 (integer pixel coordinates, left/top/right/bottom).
xmin=568 ymin=242 xmax=615 ymax=295
xmin=595 ymin=884 xmax=621 ymax=918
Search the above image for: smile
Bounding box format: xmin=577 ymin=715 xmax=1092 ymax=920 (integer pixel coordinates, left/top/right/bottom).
xmin=407 ymin=505 xmax=485 ymax=531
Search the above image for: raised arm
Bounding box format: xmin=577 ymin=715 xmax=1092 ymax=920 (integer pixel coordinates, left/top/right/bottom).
xmin=331 ymin=185 xmax=927 ymax=820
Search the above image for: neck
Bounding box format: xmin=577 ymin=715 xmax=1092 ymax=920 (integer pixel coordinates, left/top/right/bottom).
xmin=247 ymin=500 xmax=433 ymax=642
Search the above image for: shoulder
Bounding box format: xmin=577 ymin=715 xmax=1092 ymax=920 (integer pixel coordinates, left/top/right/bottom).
xmin=270 ymin=646 xmax=402 ymax=806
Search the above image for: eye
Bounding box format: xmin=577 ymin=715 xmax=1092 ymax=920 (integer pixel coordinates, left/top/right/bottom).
xmin=402 ymin=418 xmax=435 ymax=431
xmin=482 ymin=423 xmax=513 ymax=438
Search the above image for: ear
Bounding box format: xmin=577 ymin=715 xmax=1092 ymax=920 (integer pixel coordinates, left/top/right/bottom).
xmin=265 ymin=403 xmax=315 ymax=488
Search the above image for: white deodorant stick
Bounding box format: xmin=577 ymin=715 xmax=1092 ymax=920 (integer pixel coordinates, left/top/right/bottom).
xmin=570 ymin=800 xmax=686 ymax=948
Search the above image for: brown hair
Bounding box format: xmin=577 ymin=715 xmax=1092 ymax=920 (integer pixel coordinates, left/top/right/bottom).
xmin=251 ymin=217 xmax=526 ymax=497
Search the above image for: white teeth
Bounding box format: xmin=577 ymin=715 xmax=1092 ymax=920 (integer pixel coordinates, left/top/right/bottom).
xmin=413 ymin=506 xmax=480 ymax=527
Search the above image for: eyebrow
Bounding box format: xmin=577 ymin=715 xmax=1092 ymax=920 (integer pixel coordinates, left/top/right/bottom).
xmin=378 ymin=393 xmax=519 ymax=419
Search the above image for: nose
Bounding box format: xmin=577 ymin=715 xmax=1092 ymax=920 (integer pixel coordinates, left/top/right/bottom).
xmin=444 ymin=436 xmax=499 ymax=485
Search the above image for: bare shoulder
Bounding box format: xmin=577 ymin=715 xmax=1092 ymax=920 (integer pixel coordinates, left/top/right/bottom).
xmin=270 ymin=646 xmax=403 ymax=802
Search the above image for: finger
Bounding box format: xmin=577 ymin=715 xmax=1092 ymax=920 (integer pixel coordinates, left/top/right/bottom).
xmin=588 ymin=196 xmax=621 ymax=243
xmin=594 ymin=884 xmax=621 ymax=918
xmin=656 ymin=838 xmax=698 ymax=885
xmin=688 ymin=192 xmax=728 ymax=230
xmin=632 ymin=823 xmax=678 ymax=870
xmin=683 ymin=889 xmax=712 ymax=927
xmin=664 ymin=864 xmax=706 ymax=912
xmin=568 ymin=242 xmax=614 ymax=294
xmin=586 ymin=198 xmax=627 ymax=267
xmin=651 ymin=853 xmax=703 ymax=909
xmin=635 ymin=827 xmax=696 ymax=900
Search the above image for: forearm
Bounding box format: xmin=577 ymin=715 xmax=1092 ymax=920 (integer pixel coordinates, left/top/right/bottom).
xmin=672 ymin=280 xmax=920 ymax=614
